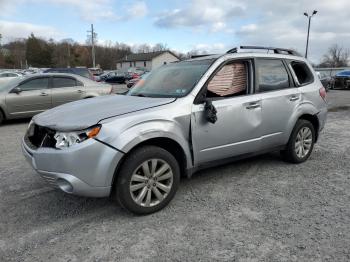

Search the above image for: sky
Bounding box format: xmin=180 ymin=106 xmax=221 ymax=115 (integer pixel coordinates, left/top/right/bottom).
xmin=0 ymin=0 xmax=349 ymax=63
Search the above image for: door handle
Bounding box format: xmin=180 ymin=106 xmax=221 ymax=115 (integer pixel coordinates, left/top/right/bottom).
xmin=246 ymin=102 xmax=261 ymax=109
xmin=289 ymin=95 xmax=299 ymax=101
xmin=40 ymin=92 xmax=48 ymax=96
xmin=77 ymin=90 xmax=84 ymax=93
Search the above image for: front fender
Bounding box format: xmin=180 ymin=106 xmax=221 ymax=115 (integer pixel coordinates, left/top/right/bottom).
xmin=99 ymin=119 xmax=193 ymax=169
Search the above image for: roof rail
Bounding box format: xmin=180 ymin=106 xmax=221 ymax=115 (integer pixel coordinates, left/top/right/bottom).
xmin=226 ymin=46 xmax=301 ymax=56
xmin=190 ymin=54 xmax=214 ymax=59
xmin=226 ymin=47 xmax=238 ymax=54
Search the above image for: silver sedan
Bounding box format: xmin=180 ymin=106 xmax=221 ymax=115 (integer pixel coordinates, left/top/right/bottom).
xmin=0 ymin=73 xmax=113 ymax=124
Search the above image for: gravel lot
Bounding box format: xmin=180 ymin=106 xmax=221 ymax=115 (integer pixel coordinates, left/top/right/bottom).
xmin=0 ymin=91 xmax=349 ymax=262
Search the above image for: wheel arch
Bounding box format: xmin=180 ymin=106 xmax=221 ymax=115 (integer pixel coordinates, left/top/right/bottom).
xmin=110 ymin=137 xmax=189 ymax=197
xmin=298 ymin=113 xmax=320 ymax=142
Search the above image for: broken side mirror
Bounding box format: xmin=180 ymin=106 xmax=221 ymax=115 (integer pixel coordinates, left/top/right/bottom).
xmin=204 ymin=100 xmax=217 ymax=124
xmin=11 ymin=87 xmax=22 ymax=94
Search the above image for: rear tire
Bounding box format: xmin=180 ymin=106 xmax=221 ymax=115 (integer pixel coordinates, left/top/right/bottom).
xmin=115 ymin=146 xmax=180 ymax=215
xmin=281 ymin=119 xmax=315 ymax=163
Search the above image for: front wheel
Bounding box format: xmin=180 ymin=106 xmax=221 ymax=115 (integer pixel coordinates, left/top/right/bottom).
xmin=115 ymin=146 xmax=180 ymax=215
xmin=281 ymin=119 xmax=315 ymax=163
xmin=0 ymin=110 xmax=4 ymax=125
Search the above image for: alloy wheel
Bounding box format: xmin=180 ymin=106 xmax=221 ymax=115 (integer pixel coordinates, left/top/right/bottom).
xmin=129 ymin=159 xmax=173 ymax=207
xmin=295 ymin=127 xmax=313 ymax=158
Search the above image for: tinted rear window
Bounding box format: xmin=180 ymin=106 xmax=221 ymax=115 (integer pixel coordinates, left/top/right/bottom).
xmin=52 ymin=77 xmax=77 ymax=88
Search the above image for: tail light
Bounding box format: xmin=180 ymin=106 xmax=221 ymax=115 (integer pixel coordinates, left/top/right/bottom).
xmin=319 ymin=87 xmax=326 ymax=101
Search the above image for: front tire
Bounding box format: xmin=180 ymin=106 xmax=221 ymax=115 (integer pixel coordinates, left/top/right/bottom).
xmin=281 ymin=119 xmax=315 ymax=163
xmin=115 ymin=146 xmax=180 ymax=215
xmin=0 ymin=110 xmax=4 ymax=125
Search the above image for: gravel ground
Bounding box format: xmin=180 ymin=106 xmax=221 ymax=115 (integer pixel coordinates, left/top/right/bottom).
xmin=0 ymin=90 xmax=349 ymax=262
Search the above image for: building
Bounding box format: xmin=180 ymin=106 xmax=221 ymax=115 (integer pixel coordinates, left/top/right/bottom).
xmin=116 ymin=51 xmax=179 ymax=71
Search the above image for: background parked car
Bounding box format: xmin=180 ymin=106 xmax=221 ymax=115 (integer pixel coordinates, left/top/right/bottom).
xmin=333 ymin=70 xmax=350 ymax=89
xmin=103 ymin=71 xmax=132 ymax=84
xmin=0 ymin=73 xmax=112 ymax=124
xmin=89 ymin=67 xmax=104 ymax=81
xmin=89 ymin=67 xmax=103 ymax=76
xmin=44 ymin=67 xmax=94 ymax=81
xmin=126 ymin=72 xmax=150 ymax=88
xmin=0 ymin=72 xmax=23 ymax=78
xmin=317 ymin=71 xmax=333 ymax=91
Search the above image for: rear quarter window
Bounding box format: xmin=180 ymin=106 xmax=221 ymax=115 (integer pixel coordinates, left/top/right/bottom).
xmin=290 ymin=61 xmax=314 ymax=86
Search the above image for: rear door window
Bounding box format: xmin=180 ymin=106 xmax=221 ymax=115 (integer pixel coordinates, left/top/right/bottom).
xmin=52 ymin=77 xmax=77 ymax=88
xmin=256 ymin=59 xmax=290 ymax=92
xmin=289 ymin=61 xmax=314 ymax=85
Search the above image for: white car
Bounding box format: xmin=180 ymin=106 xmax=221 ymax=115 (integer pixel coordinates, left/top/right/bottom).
xmin=0 ymin=72 xmax=23 ymax=78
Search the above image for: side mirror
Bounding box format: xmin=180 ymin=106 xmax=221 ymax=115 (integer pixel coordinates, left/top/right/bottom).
xmin=11 ymin=87 xmax=22 ymax=94
xmin=204 ymin=100 xmax=218 ymax=124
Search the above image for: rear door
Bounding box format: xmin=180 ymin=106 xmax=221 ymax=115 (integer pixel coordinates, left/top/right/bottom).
xmin=5 ymin=76 xmax=51 ymax=118
xmin=255 ymin=58 xmax=301 ymax=148
xmin=51 ymin=76 xmax=85 ymax=107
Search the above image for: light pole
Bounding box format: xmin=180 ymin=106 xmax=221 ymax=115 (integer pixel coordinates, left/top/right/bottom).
xmin=304 ymin=10 xmax=317 ymax=58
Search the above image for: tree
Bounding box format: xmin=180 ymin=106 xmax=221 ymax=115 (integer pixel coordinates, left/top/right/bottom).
xmin=152 ymin=43 xmax=168 ymax=52
xmin=136 ymin=44 xmax=151 ymax=53
xmin=26 ymin=33 xmax=53 ymax=67
xmin=319 ymin=44 xmax=349 ymax=68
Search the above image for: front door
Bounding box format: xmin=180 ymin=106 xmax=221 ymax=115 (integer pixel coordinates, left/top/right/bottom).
xmin=6 ymin=76 xmax=51 ymax=118
xmin=191 ymin=59 xmax=263 ymax=165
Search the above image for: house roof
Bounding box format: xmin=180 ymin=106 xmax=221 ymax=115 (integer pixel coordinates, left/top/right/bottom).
xmin=116 ymin=51 xmax=179 ymax=62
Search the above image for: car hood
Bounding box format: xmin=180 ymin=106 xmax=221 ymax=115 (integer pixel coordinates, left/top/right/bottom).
xmin=33 ymin=95 xmax=175 ymax=131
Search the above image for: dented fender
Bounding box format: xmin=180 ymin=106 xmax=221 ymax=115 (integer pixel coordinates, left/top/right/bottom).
xmin=97 ymin=109 xmax=194 ymax=170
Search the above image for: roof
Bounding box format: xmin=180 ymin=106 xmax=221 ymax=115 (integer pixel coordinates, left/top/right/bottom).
xmin=117 ymin=51 xmax=179 ymax=62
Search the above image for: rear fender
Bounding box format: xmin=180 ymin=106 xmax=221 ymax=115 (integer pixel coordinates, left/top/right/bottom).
xmin=284 ymin=101 xmax=319 ymax=142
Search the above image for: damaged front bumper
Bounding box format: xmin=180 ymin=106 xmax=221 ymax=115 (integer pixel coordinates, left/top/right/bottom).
xmin=22 ymin=136 xmax=124 ymax=197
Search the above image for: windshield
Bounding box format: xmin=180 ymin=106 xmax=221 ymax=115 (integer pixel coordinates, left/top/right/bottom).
xmin=127 ymin=59 xmax=214 ymax=98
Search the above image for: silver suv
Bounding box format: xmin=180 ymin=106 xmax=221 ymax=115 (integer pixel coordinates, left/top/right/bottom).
xmin=22 ymin=46 xmax=328 ymax=214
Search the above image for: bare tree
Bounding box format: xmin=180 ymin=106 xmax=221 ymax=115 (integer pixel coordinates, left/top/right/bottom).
xmin=319 ymin=44 xmax=349 ymax=68
xmin=152 ymin=43 xmax=168 ymax=52
xmin=136 ymin=44 xmax=151 ymax=53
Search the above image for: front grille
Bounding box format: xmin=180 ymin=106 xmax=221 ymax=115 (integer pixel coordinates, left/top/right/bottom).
xmin=26 ymin=124 xmax=57 ymax=149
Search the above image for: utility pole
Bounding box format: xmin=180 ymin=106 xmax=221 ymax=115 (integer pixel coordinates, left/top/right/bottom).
xmin=67 ymin=42 xmax=71 ymax=68
xmin=87 ymin=24 xmax=97 ymax=68
xmin=304 ymin=10 xmax=317 ymax=59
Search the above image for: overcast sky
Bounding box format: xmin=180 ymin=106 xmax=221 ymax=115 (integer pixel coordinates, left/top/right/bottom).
xmin=0 ymin=0 xmax=349 ymax=63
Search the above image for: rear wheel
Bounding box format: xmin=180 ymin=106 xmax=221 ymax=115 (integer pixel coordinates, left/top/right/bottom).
xmin=115 ymin=146 xmax=180 ymax=215
xmin=281 ymin=119 xmax=315 ymax=163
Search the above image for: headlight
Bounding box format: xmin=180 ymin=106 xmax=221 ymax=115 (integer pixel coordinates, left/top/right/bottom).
xmin=27 ymin=120 xmax=35 ymax=136
xmin=54 ymin=125 xmax=101 ymax=149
